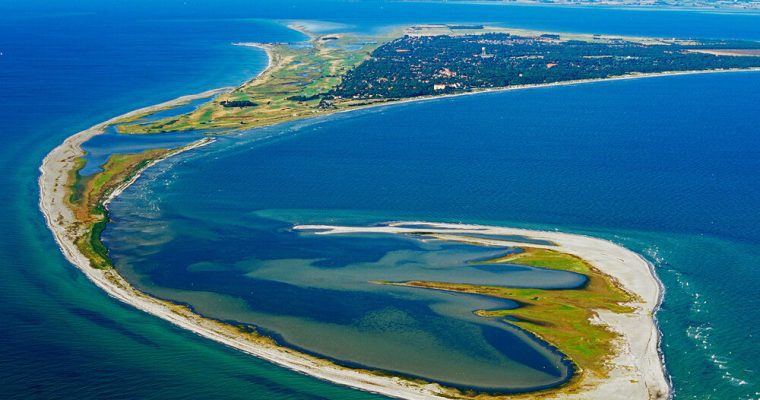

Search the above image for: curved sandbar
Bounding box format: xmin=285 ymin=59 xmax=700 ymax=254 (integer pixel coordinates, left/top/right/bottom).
xmin=296 ymin=222 xmax=670 ymax=399
xmin=38 ymin=93 xmax=463 ymax=400
xmin=43 ymin=58 xmax=748 ymax=400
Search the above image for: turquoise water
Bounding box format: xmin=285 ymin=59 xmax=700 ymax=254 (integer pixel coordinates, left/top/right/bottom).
xmin=2 ymin=1 xmax=759 ymax=398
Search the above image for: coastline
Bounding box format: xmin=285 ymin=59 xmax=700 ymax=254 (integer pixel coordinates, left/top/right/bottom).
xmin=36 ymin=57 xmax=760 ymax=398
xmin=332 ymin=67 xmax=760 ymax=118
xmin=232 ymin=42 xmax=276 ymax=84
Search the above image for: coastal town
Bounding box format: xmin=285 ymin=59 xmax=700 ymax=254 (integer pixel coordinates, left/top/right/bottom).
xmin=332 ymin=31 xmax=760 ymax=99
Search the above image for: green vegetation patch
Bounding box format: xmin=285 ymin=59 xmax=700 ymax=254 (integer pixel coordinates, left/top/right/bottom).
xmin=379 ymin=247 xmax=636 ymax=380
xmin=66 ymin=149 xmax=172 ymax=269
xmin=333 ymin=33 xmax=760 ymax=99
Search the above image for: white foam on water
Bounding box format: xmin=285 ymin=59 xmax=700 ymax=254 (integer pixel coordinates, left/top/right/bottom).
xmin=671 ymin=269 xmax=753 ymax=390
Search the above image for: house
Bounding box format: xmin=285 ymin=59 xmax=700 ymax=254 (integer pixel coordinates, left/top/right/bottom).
xmin=479 ymin=46 xmax=494 ymax=58
xmin=438 ymin=68 xmax=457 ymax=77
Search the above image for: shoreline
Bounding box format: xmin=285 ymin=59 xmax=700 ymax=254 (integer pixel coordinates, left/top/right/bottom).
xmin=232 ymin=42 xmax=275 ymax=84
xmin=334 ymin=67 xmax=760 ymax=117
xmin=36 ymin=56 xmax=760 ymax=398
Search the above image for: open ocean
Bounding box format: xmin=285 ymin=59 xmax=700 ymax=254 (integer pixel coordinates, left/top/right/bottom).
xmin=1 ymin=1 xmax=759 ymax=398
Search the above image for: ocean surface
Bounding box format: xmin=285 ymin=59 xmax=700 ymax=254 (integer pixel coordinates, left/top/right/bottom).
xmin=2 ymin=1 xmax=759 ymax=399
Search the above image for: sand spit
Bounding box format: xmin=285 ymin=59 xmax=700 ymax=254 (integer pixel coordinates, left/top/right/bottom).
xmin=40 ymin=136 xmax=454 ymax=399
xmin=39 ymin=38 xmax=760 ymax=400
xmin=294 ymin=222 xmax=671 ymax=399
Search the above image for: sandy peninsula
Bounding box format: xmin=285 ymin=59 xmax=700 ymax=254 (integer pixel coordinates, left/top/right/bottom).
xmin=37 ymin=90 xmax=464 ymax=399
xmin=44 ymin=24 xmax=760 ymax=399
xmin=38 ymin=96 xmax=680 ymax=396
xmin=44 ymin=46 xmax=760 ymax=400
xmin=40 ymin=107 xmax=672 ymax=396
xmin=41 ymin=124 xmax=673 ymax=399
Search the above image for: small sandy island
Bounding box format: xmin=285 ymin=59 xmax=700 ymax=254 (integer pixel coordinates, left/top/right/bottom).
xmin=295 ymin=222 xmax=671 ymax=399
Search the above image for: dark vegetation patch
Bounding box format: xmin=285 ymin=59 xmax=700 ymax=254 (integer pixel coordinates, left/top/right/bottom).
xmin=220 ymin=100 xmax=258 ymax=108
xmin=331 ymin=33 xmax=760 ymax=99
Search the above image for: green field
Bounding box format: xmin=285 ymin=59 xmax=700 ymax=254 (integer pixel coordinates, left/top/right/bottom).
xmin=118 ymin=33 xmax=387 ymax=134
xmin=67 ymin=149 xmax=172 ymax=269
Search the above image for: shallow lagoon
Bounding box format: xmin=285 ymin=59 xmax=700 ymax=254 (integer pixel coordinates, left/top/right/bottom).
xmin=107 ymin=211 xmax=580 ymax=390
xmin=79 ymin=97 xmax=218 ymax=176
xmin=95 ymin=98 xmax=590 ymax=390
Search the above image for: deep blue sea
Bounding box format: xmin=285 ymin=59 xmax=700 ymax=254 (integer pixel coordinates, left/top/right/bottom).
xmin=2 ymin=1 xmax=759 ymax=399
